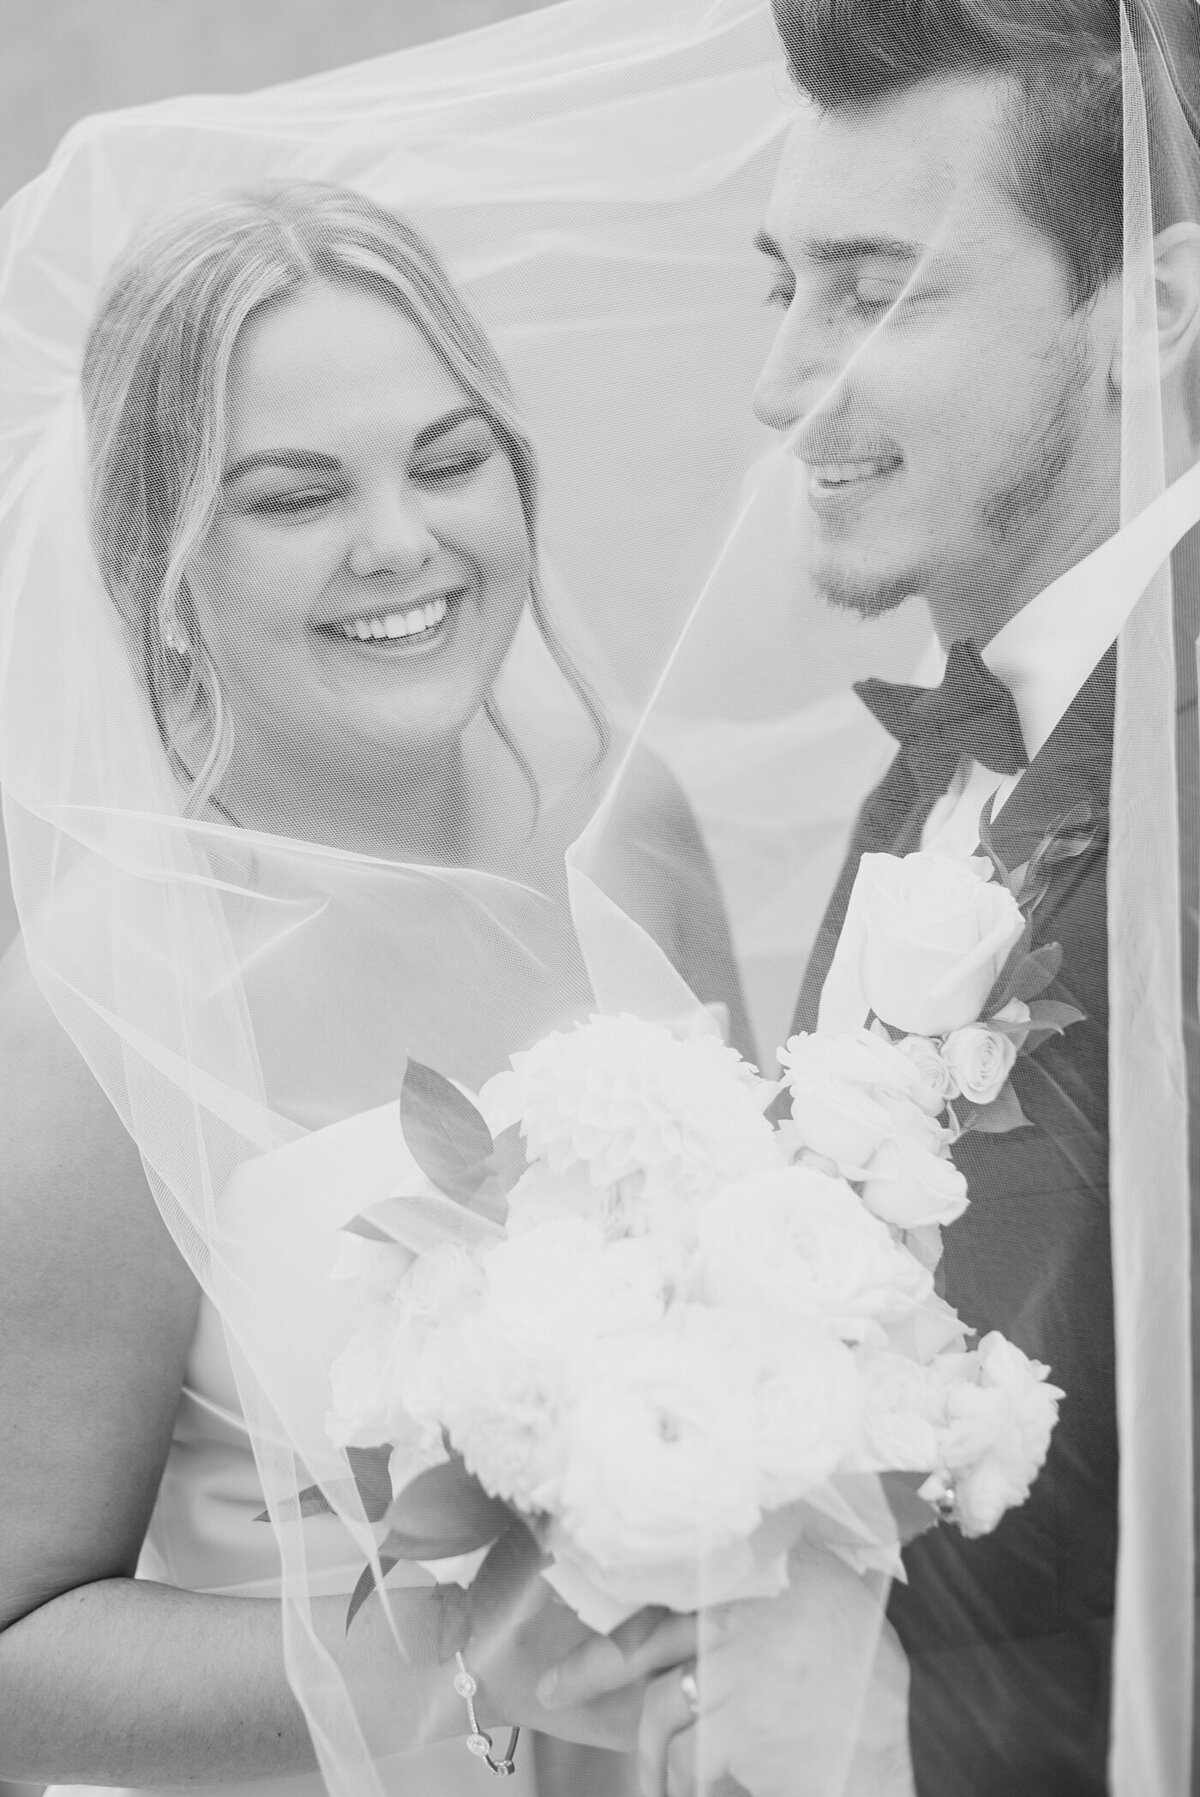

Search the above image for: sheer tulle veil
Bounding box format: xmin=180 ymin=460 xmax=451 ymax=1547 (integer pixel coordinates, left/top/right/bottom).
xmin=1 ymin=1 xmax=1198 ymax=1793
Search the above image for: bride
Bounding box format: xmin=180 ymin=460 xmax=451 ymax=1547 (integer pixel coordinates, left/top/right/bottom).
xmin=0 ymin=175 xmax=751 ymax=1795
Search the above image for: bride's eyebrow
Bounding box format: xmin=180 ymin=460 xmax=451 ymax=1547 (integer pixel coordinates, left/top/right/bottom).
xmin=411 ymin=403 xmax=490 ymax=453
xmin=223 ymin=448 xmax=340 ymax=484
xmin=223 ymin=408 xmax=490 ymax=484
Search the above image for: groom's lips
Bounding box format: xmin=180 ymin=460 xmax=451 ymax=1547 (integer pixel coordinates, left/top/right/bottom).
xmin=805 ymin=453 xmax=903 ymax=504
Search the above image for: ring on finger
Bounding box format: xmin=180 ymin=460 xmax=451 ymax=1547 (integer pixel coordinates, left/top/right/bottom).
xmin=678 ymin=1663 xmax=700 ymax=1719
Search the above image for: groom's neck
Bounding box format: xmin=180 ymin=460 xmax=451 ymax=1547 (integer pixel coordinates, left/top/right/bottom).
xmin=924 ymin=503 xmax=1119 ymax=651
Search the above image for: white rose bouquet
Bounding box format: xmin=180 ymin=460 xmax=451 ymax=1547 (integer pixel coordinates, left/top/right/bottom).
xmin=317 ymin=1001 xmax=1064 ymax=1638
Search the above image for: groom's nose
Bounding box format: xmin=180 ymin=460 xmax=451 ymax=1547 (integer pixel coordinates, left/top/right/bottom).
xmin=752 ymin=306 xmax=845 ymax=434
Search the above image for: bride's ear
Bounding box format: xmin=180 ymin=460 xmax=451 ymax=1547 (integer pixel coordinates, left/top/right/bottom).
xmin=1110 ymin=221 xmax=1200 ymax=390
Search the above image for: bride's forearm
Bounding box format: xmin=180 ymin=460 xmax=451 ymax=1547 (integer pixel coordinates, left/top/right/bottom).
xmin=0 ymin=1575 xmax=460 ymax=1785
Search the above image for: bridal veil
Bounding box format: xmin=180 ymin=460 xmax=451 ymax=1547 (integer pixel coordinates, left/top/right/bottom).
xmin=0 ymin=1 xmax=1197 ymax=1792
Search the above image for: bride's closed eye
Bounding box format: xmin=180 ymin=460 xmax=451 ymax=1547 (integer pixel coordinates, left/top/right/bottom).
xmin=412 ymin=429 xmax=498 ymax=488
xmin=246 ymin=487 xmax=339 ymax=518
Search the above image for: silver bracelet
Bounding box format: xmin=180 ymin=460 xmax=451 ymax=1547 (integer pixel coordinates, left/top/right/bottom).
xmin=453 ymin=1651 xmax=520 ymax=1778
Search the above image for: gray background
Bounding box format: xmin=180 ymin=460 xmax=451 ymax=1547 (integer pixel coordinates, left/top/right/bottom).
xmin=0 ymin=0 xmax=553 ymax=961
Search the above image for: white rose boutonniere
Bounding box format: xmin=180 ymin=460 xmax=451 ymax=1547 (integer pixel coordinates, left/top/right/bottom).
xmin=852 ymin=852 xmax=1026 ymax=1037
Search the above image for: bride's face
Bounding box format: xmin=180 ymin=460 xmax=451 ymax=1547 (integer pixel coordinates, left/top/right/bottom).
xmin=187 ymin=279 xmax=531 ymax=775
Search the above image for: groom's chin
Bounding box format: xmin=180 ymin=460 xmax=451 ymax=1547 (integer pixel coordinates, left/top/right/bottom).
xmin=814 ymin=562 xmax=916 ymax=621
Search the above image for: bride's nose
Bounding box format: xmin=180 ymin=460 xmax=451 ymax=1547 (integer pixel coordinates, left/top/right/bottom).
xmin=348 ymin=483 xmax=438 ymax=577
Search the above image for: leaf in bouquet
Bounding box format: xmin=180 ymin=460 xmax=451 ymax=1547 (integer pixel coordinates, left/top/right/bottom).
xmin=346 ymin=1552 xmax=401 ymax=1631
xmin=345 ymin=1189 xmax=504 ymax=1254
xmin=400 ymin=1059 xmax=496 ymax=1203
xmin=487 ymin=1120 xmax=530 ymax=1193
xmin=1004 ymin=941 xmax=1064 ymax=1004
xmin=254 ymin=1483 xmax=335 ymax=1524
xmin=976 ymin=794 xmax=1012 ymax=886
xmin=948 ymin=1098 xmax=978 ymax=1136
xmin=1027 ymin=999 xmax=1087 ymax=1033
xmin=381 ymin=1457 xmax=513 ymax=1560
xmin=982 ymin=918 xmax=1035 ymax=1014
xmin=348 ymin=1444 xmax=395 ymax=1522
xmin=1041 ymin=801 xmax=1095 ymax=856
xmin=880 ymin=1471 xmax=943 ymax=1543
xmin=969 ymin=1081 xmax=1033 ymax=1135
xmin=340 ymin=1210 xmax=401 ymax=1244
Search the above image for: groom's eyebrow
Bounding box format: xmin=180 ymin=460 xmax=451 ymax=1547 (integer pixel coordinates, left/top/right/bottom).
xmin=754 ymin=228 xmax=925 ymax=270
xmin=804 ymin=235 xmax=926 ymax=266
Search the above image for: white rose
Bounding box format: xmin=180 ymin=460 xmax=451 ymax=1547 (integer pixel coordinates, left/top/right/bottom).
xmin=557 ymin=1326 xmax=763 ymax=1568
xmin=885 ymin=1291 xmax=971 ymax=1363
xmin=327 ymin=1241 xmax=481 ymax=1448
xmin=407 ymin=1309 xmax=587 ymax=1509
xmin=780 ymin=1028 xmax=940 ymax=1172
xmin=754 ymin=1321 xmax=862 ymax=1506
xmin=860 ymin=1133 xmax=969 ymax=1230
xmin=849 ymin=1351 xmax=946 ymax=1472
xmin=329 ymin=1232 xmax=415 ymax=1299
xmin=937 ymin=1332 xmax=1064 ymax=1537
xmin=503 ymin=1159 xmax=613 ymax=1235
xmin=893 ymin=1035 xmax=960 ymax=1110
xmin=941 ymin=1024 xmax=1018 ymax=1106
xmin=327 ymin=1303 xmax=410 ymax=1447
xmin=398 ymin=1241 xmax=487 ymax=1330
xmin=696 ymin=1166 xmax=932 ymax=1342
xmin=482 ymin=1219 xmax=684 ymax=1342
xmin=489 ymin=1013 xmax=780 ymax=1215
xmin=853 ymin=853 xmax=1025 ymax=1035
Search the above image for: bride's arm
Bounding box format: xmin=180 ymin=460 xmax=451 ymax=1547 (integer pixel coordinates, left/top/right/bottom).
xmin=0 ymin=955 xmax=637 ymax=1784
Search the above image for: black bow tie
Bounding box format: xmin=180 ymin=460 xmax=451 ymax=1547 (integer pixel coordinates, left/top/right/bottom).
xmin=855 ymin=639 xmax=1029 ymax=804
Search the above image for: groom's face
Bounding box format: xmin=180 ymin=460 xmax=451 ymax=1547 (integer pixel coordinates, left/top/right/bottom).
xmin=753 ymin=75 xmax=1122 ymax=628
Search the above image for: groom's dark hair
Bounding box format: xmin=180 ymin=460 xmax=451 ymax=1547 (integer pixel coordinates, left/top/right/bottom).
xmin=771 ymin=0 xmax=1194 ymax=310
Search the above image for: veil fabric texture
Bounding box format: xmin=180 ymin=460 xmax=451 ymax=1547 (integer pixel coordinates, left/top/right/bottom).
xmin=0 ymin=2 xmax=1198 ymax=1796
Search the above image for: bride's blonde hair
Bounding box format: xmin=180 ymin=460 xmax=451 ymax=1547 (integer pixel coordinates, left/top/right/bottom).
xmin=82 ymin=178 xmax=606 ymax=816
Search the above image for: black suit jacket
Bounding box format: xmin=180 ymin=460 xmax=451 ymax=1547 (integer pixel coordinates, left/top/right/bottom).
xmin=791 ymin=649 xmax=1119 ymax=1796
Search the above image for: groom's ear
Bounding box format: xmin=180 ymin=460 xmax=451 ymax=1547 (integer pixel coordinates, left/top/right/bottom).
xmin=1109 ymin=221 xmax=1200 ymax=390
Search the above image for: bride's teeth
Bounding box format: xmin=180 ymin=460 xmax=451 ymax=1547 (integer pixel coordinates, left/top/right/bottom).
xmin=336 ymin=594 xmax=451 ymax=642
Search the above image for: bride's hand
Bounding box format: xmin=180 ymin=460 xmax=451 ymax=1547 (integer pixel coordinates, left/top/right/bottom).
xmin=461 ymin=1523 xmax=676 ymax=1753
xmin=540 ymin=1552 xmax=914 ymax=1797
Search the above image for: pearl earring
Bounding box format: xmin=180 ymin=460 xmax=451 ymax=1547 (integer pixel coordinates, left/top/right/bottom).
xmin=162 ymin=617 xmax=191 ymax=657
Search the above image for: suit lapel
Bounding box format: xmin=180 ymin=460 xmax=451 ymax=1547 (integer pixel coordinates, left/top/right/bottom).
xmin=982 ymin=647 xmax=1114 ymax=876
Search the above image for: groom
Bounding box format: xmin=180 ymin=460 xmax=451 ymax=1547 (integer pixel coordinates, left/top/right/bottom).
xmin=760 ymin=1 xmax=1200 ymax=1792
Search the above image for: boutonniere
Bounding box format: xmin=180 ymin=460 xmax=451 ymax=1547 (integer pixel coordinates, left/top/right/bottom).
xmin=841 ymin=801 xmax=1095 ymax=1140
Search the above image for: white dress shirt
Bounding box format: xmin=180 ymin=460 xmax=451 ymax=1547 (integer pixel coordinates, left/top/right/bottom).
xmin=920 ymin=468 xmax=1200 ymax=855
